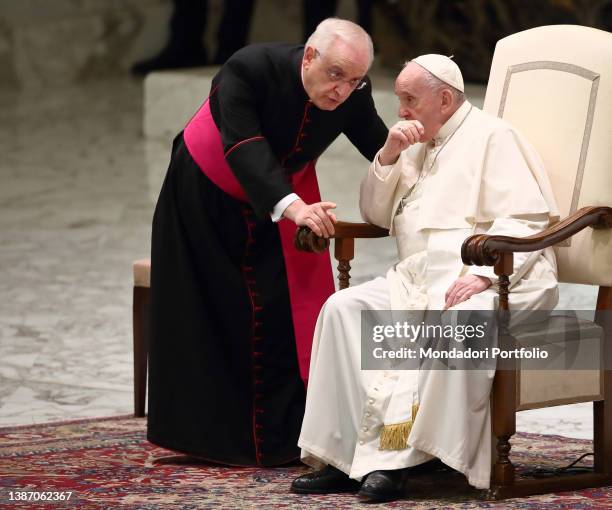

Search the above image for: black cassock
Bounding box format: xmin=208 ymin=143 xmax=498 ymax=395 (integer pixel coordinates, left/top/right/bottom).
xmin=148 ymin=43 xmax=387 ymax=466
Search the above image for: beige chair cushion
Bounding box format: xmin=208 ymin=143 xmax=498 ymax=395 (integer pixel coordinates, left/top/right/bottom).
xmin=511 ymin=315 xmax=603 ymax=409
xmin=133 ymin=258 xmax=151 ymax=288
xmin=518 ymin=369 xmax=601 ymax=410
xmin=483 ymin=25 xmax=612 ymax=286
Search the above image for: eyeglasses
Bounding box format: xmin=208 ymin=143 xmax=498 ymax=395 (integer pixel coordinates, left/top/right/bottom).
xmin=314 ymin=49 xmax=367 ymax=90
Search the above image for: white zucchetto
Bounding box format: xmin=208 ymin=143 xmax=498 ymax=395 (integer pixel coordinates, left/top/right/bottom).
xmin=411 ymin=54 xmax=465 ymax=92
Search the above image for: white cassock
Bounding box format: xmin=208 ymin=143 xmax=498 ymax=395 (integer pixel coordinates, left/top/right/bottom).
xmin=298 ymin=101 xmax=560 ymax=489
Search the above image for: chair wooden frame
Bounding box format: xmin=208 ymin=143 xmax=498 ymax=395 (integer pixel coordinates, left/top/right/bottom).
xmin=295 ymin=205 xmax=612 ymax=499
xmin=133 ymin=284 xmax=150 ymax=418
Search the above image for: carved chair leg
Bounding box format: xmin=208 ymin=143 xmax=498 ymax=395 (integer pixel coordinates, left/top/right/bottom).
xmin=594 ymin=397 xmax=612 ymax=476
xmin=491 ymin=369 xmax=517 ymax=492
xmin=334 ymin=237 xmax=355 ymax=290
xmin=490 ymin=260 xmax=516 ymax=493
xmin=594 ymin=287 xmax=612 ymax=476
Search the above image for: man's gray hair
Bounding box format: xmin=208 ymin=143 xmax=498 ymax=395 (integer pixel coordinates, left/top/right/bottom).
xmin=306 ymin=18 xmax=374 ymax=67
xmin=408 ymin=61 xmax=466 ymax=105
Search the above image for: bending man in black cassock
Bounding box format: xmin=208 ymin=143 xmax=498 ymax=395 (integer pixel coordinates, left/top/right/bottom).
xmin=148 ymin=18 xmax=387 ymax=466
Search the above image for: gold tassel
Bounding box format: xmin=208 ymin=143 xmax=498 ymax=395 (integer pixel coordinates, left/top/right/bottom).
xmin=378 ymin=403 xmax=420 ymax=451
xmin=379 ymin=421 xmax=412 ymax=450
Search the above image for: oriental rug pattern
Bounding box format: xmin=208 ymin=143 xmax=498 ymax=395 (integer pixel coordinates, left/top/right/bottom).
xmin=0 ymin=415 xmax=610 ymax=509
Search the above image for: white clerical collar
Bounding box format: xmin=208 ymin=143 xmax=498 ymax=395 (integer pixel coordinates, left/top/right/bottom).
xmin=432 ymin=100 xmax=472 ymax=145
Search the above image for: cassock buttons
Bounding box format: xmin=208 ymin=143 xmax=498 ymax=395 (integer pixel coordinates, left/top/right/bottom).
xmin=368 ymin=398 xmax=374 ymax=404
xmin=365 ymin=412 xmax=371 ymax=417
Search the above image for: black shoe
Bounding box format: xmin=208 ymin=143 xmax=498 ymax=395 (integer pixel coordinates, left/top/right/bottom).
xmin=131 ymin=49 xmax=208 ymax=76
xmin=405 ymin=458 xmax=452 ymax=475
xmin=357 ymin=469 xmax=405 ymax=502
xmin=291 ymin=465 xmax=361 ymax=494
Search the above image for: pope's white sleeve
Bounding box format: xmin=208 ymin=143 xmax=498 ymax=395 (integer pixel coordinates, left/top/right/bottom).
xmin=467 ymin=214 xmax=550 ymax=284
xmin=359 ymin=149 xmax=403 ymax=228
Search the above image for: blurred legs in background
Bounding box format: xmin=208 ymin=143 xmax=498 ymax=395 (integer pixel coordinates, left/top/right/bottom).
xmin=303 ymin=0 xmax=374 ymax=40
xmin=131 ymin=0 xmax=256 ymax=75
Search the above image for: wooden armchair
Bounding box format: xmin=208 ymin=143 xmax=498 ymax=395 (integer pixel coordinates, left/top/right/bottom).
xmin=463 ymin=206 xmax=612 ymax=498
xmin=296 ymin=25 xmax=612 ymax=498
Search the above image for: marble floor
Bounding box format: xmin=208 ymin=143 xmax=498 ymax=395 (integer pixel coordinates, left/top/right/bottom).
xmin=0 ymin=73 xmax=598 ymax=440
xmin=0 ymin=78 xmax=151 ymax=425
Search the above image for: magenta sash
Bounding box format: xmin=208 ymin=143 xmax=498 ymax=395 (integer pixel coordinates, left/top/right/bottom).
xmin=184 ymin=100 xmax=335 ymax=384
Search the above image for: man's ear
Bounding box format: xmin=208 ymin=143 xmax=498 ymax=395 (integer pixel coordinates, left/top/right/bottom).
xmin=440 ymin=88 xmax=453 ymax=111
xmin=303 ymin=46 xmax=316 ymax=69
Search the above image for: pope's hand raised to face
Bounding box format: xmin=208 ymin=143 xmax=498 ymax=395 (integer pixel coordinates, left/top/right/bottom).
xmin=378 ymin=120 xmax=425 ymax=166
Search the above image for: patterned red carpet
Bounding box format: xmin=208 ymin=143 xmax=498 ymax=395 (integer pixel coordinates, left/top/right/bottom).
xmin=0 ymin=415 xmax=610 ymax=509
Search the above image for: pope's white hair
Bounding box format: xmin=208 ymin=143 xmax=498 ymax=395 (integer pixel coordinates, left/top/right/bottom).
xmin=306 ymin=18 xmax=374 ymax=67
xmin=406 ymin=61 xmax=466 ymax=104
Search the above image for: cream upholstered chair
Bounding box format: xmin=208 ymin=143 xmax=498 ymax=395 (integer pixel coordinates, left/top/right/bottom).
xmin=296 ymin=25 xmax=612 ymax=498
xmin=462 ymin=24 xmax=612 ymax=498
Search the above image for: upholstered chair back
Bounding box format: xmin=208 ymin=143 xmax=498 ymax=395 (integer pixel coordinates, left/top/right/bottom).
xmin=483 ymin=25 xmax=612 ymax=286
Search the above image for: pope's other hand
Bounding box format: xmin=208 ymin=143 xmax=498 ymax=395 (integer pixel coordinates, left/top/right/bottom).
xmin=444 ymin=274 xmax=492 ymax=309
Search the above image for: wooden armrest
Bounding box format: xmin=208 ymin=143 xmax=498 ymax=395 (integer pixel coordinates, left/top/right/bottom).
xmin=462 ymin=205 xmax=612 ymax=267
xmin=295 ymin=221 xmax=389 ymax=253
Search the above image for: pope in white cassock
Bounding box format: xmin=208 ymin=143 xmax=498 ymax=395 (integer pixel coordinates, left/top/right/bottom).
xmin=291 ymin=55 xmax=560 ymax=502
